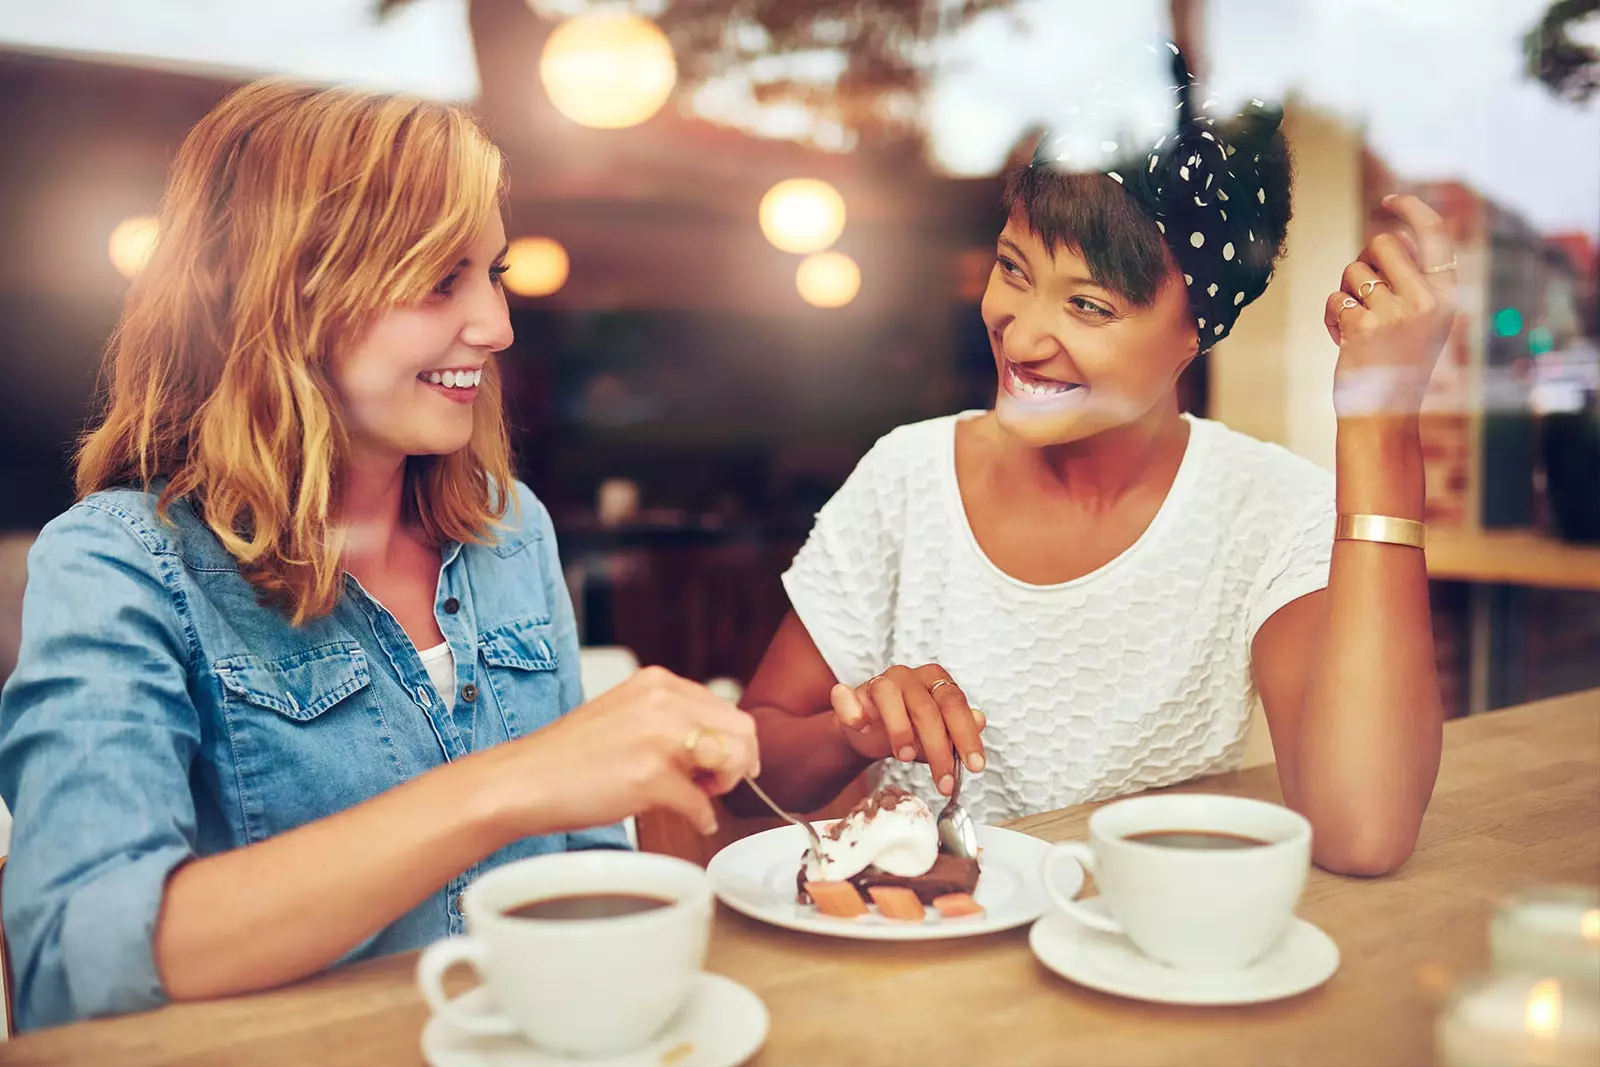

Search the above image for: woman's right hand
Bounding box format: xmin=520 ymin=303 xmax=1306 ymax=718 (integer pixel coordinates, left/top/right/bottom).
xmin=830 ymin=664 xmax=987 ymax=796
xmin=487 ymin=666 xmax=759 ymax=837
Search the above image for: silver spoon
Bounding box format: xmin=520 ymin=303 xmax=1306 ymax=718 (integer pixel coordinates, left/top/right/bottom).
xmin=937 ymin=753 xmax=980 ymax=860
xmin=743 ymin=775 xmax=825 ymax=866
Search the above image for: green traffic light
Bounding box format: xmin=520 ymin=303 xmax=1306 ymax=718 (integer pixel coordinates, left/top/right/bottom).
xmin=1493 ymin=307 xmax=1524 ymax=338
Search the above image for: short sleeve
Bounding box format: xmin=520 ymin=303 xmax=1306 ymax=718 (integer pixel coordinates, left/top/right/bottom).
xmin=781 ymin=435 xmax=904 ymax=687
xmin=0 ymin=503 xmax=202 ymax=1030
xmin=1246 ymin=492 xmax=1337 ymax=642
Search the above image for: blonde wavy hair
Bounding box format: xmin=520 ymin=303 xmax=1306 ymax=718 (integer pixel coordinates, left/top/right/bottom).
xmin=77 ymin=80 xmax=515 ymax=624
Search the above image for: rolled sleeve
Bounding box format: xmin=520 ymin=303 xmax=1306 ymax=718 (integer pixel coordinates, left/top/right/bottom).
xmin=0 ymin=504 xmax=201 ymax=1031
xmin=563 ymin=823 xmax=632 ymax=851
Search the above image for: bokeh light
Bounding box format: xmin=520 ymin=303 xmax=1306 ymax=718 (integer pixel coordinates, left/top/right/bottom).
xmin=503 ymin=236 xmax=570 ymax=298
xmin=539 ymin=13 xmax=677 ymax=130
xmin=759 ymin=179 xmax=846 ymax=254
xmin=108 ymin=215 xmax=159 ymax=278
xmin=1493 ymin=307 xmax=1524 ymax=338
xmin=796 ymin=252 xmax=860 ymax=308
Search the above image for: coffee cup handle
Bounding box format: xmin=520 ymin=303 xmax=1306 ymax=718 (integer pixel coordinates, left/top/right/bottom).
xmin=416 ymin=936 xmax=520 ymax=1036
xmin=1043 ymin=842 xmax=1123 ymax=934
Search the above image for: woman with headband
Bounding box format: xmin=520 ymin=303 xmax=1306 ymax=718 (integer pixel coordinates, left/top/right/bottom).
xmin=738 ymin=46 xmax=1455 ymax=876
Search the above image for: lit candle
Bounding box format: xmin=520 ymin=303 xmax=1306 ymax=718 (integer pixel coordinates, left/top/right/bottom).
xmin=1437 ymin=974 xmax=1600 ymax=1067
xmin=1492 ymin=886 xmax=1600 ymax=989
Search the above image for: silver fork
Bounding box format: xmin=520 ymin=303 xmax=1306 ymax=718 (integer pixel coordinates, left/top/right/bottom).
xmin=743 ymin=775 xmax=825 ymax=865
xmin=937 ymin=754 xmax=980 ymax=860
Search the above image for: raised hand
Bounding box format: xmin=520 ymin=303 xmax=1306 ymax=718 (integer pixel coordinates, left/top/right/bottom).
xmin=1324 ymin=193 xmax=1459 ymax=420
xmin=830 ymin=664 xmax=987 ymax=796
xmin=486 ymin=666 xmax=759 ymax=837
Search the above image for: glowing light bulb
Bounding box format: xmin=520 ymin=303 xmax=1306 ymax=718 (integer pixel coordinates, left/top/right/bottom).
xmin=502 ymin=236 xmax=570 ymax=298
xmin=796 ymin=252 xmax=860 ymax=308
xmin=759 ymin=179 xmax=846 ymax=254
xmin=540 ymin=14 xmax=677 ymax=129
xmin=109 ymin=215 xmax=159 ymax=278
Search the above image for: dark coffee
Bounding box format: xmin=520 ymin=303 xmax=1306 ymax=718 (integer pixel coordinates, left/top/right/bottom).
xmin=1124 ymin=830 xmax=1270 ymax=850
xmin=505 ymin=893 xmax=673 ymax=921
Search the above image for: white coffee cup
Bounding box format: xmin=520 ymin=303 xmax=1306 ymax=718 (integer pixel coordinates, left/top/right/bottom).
xmin=416 ymin=850 xmax=712 ymax=1055
xmin=1042 ymin=793 xmax=1312 ymax=971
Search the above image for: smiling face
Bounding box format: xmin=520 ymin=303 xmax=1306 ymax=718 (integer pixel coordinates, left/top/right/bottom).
xmin=333 ymin=213 xmax=514 ymax=466
xmin=981 ymin=213 xmax=1200 ymax=448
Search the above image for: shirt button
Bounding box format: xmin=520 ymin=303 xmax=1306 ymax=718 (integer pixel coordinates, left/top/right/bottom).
xmin=461 ymin=684 xmax=478 ymax=703
xmin=443 ymin=597 xmax=460 ymax=615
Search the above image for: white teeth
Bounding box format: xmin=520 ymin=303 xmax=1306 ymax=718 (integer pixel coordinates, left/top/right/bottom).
xmin=426 ymin=369 xmax=482 ymax=388
xmin=1009 ymin=366 xmax=1076 ymax=397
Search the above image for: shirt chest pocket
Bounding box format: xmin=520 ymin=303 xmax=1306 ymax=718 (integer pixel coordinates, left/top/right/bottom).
xmin=477 ymin=618 xmax=564 ymax=740
xmin=214 ymin=642 xmax=399 ymax=842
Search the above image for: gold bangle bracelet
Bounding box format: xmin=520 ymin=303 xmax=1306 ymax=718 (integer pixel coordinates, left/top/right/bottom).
xmin=1335 ymin=514 xmax=1426 ymax=549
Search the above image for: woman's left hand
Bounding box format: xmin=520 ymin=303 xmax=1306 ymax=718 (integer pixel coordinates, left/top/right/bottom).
xmin=1324 ymin=193 xmax=1459 ymax=420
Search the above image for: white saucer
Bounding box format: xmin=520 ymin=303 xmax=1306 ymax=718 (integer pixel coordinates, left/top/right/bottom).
xmin=1029 ymin=899 xmax=1340 ymax=1006
xmin=707 ymin=822 xmax=1066 ymax=942
xmin=420 ymin=973 xmax=769 ymax=1067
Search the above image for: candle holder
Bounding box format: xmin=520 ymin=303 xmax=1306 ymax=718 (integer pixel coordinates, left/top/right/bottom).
xmin=1436 ymin=972 xmax=1600 ymax=1067
xmin=1491 ymin=885 xmax=1600 ymax=989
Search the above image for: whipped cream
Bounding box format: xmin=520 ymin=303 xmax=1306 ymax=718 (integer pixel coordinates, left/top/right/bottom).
xmin=802 ymin=788 xmax=939 ymax=882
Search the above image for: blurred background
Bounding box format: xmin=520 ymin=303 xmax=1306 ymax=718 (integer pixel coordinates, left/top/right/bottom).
xmin=0 ymin=0 xmax=1597 ymax=731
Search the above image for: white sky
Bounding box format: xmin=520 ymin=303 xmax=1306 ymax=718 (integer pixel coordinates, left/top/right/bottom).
xmin=2 ymin=0 xmax=1596 ymax=236
xmin=0 ymin=0 xmax=480 ymax=98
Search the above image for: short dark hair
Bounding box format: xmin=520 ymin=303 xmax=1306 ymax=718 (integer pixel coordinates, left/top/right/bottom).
xmin=1002 ymin=167 xmax=1171 ymax=306
xmin=1001 ymin=123 xmax=1295 ymax=310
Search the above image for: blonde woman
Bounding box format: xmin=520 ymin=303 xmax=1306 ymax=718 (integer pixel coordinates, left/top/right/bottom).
xmin=0 ymin=82 xmax=756 ymax=1032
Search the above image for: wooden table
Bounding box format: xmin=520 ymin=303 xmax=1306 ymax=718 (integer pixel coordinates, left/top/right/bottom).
xmin=3 ymin=691 xmax=1596 ymax=1067
xmin=1426 ymin=528 xmax=1600 ymax=593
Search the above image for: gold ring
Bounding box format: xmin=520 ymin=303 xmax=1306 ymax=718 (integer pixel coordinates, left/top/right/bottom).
xmin=683 ymin=727 xmax=727 ymax=771
xmin=1340 ymin=296 xmax=1361 ymax=311
xmin=928 ymin=679 xmax=960 ymax=697
xmin=1357 ymin=279 xmax=1386 ymax=299
xmin=1423 ymin=256 xmax=1458 ymax=275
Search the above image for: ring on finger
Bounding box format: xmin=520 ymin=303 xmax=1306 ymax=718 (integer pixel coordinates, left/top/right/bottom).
xmin=1340 ymin=296 xmax=1361 ymax=311
xmin=1357 ymin=279 xmax=1387 ymax=300
xmin=682 ymin=726 xmax=728 ymax=771
xmin=1423 ymin=256 xmax=1458 ymax=275
xmin=928 ymin=678 xmax=960 ymax=698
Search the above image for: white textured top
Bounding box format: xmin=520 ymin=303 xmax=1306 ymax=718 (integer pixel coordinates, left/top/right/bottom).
xmin=782 ymin=412 xmax=1336 ymax=824
xmin=418 ymin=640 xmax=456 ymax=714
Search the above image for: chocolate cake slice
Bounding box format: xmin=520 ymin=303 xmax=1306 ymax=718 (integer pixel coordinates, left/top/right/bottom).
xmin=797 ymin=851 xmax=981 ymax=906
xmin=795 ymin=786 xmax=981 ymax=906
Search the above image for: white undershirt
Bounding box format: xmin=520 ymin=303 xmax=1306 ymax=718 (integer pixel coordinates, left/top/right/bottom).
xmin=782 ymin=412 xmax=1336 ymax=824
xmin=418 ymin=640 xmax=456 ymax=713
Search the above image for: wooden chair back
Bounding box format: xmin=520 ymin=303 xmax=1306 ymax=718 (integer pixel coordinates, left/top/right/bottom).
xmin=1 ymin=855 xmax=15 ymax=1040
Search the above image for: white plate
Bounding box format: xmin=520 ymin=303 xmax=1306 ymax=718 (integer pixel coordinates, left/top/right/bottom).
xmin=707 ymin=822 xmax=1068 ymax=941
xmin=421 ymin=972 xmax=768 ymax=1067
xmin=1029 ymin=898 xmax=1340 ymax=1006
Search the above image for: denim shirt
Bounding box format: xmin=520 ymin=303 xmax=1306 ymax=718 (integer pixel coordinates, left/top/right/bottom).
xmin=0 ymin=482 xmax=627 ymax=1032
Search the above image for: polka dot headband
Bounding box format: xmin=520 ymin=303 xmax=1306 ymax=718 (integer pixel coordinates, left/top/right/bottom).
xmin=1030 ymin=42 xmax=1285 ymax=351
